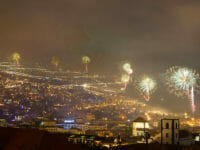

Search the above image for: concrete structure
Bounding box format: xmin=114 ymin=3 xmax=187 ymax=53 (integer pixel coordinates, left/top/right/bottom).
xmin=132 ymin=117 xmax=149 ymax=136
xmin=161 ymin=119 xmax=179 ymax=144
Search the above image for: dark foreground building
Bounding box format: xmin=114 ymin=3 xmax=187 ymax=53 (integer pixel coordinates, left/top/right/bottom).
xmin=0 ymin=127 xmax=200 ymax=150
xmin=0 ymin=127 xmax=89 ymax=150
xmin=116 ymin=144 xmax=200 ymax=150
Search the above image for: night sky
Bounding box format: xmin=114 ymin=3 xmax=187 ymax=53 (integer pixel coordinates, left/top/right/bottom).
xmin=0 ymin=0 xmax=200 ymax=113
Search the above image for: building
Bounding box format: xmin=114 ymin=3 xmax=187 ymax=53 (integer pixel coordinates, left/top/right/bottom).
xmin=132 ymin=117 xmax=149 ymax=136
xmin=86 ymin=129 xmax=113 ymax=137
xmin=0 ymin=119 xmax=7 ymax=127
xmin=39 ymin=120 xmax=57 ymax=132
xmin=161 ymin=118 xmax=179 ymax=144
xmin=40 ymin=121 xmax=56 ymax=127
xmin=179 ymin=130 xmax=195 ymax=145
xmin=67 ymin=128 xmax=85 ymax=135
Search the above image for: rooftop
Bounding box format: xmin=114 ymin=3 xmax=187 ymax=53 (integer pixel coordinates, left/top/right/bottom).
xmin=133 ymin=117 xmax=147 ymax=123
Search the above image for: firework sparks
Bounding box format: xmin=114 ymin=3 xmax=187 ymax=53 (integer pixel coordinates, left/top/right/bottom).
xmin=123 ymin=63 xmax=131 ymax=72
xmin=122 ymin=63 xmax=133 ymax=82
xmin=51 ymin=57 xmax=59 ymax=70
xmin=167 ymin=67 xmax=198 ymax=113
xmin=12 ymin=52 xmax=21 ymax=66
xmin=121 ymin=74 xmax=130 ymax=90
xmin=127 ymin=68 xmax=133 ymax=75
xmin=82 ymin=56 xmax=91 ymax=73
xmin=171 ymin=68 xmax=196 ymax=90
xmin=139 ymin=77 xmax=156 ymax=101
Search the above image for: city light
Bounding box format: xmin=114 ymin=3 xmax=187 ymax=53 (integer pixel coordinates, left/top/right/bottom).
xmin=0 ymin=0 xmax=200 ymax=148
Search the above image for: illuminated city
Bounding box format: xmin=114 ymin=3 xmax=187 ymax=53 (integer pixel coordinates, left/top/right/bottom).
xmin=0 ymin=0 xmax=200 ymax=150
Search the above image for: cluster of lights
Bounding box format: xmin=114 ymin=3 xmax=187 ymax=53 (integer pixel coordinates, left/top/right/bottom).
xmin=7 ymin=52 xmax=200 ymax=114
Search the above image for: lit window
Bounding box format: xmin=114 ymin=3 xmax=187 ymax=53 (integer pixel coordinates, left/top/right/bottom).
xmin=135 ymin=122 xmax=149 ymax=128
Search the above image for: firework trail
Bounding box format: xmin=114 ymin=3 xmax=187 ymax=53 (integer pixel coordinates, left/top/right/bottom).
xmin=121 ymin=74 xmax=130 ymax=90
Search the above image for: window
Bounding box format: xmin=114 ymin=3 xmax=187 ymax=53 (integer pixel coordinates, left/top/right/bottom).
xmin=166 ymin=133 xmax=168 ymax=138
xmin=176 ymin=123 xmax=178 ymax=129
xmin=137 ymin=132 xmax=139 ymax=136
xmin=166 ymin=123 xmax=169 ymax=129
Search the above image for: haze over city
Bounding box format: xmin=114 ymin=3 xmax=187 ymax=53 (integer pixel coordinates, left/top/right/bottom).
xmin=0 ymin=0 xmax=200 ymax=113
xmin=0 ymin=0 xmax=200 ymax=149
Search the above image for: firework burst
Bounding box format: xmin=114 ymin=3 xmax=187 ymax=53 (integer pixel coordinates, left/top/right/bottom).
xmin=123 ymin=63 xmax=131 ymax=72
xmin=122 ymin=62 xmax=133 ymax=82
xmin=171 ymin=68 xmax=196 ymax=90
xmin=139 ymin=76 xmax=156 ymax=101
xmin=12 ymin=52 xmax=21 ymax=66
xmin=82 ymin=56 xmax=91 ymax=73
xmin=166 ymin=66 xmax=199 ymax=113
